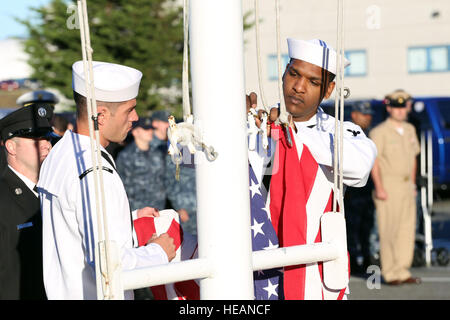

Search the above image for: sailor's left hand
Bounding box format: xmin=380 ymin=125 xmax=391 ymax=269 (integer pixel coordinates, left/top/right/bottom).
xmin=137 ymin=207 xmax=160 ymax=218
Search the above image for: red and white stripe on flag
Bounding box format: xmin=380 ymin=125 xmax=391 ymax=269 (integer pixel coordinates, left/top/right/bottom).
xmin=269 ymin=124 xmax=349 ymax=300
xmin=133 ymin=209 xmax=200 ymax=300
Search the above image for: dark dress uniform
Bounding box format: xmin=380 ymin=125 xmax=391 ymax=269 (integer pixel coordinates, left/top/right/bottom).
xmin=0 ymin=168 xmax=46 ymax=299
xmin=0 ymin=103 xmax=55 ymax=299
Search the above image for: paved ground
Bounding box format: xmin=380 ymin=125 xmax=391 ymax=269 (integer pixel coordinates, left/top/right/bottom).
xmin=348 ymin=266 xmax=450 ymax=300
xmin=349 ymin=198 xmax=450 ymax=300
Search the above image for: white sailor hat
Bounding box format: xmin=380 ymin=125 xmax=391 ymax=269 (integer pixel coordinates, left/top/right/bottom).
xmin=72 ymin=61 xmax=143 ymax=102
xmin=287 ymin=38 xmax=351 ymax=75
xmin=16 ymin=90 xmax=59 ymax=106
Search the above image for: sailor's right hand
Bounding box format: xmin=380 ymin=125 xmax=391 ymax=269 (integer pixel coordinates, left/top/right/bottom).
xmin=246 ymin=92 xmax=269 ymax=134
xmin=246 ymin=91 xmax=280 ymax=123
xmin=147 ymin=233 xmax=176 ymax=262
xmin=246 ymin=92 xmax=258 ymax=114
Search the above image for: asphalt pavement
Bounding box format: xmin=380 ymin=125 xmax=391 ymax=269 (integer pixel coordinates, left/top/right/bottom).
xmin=348 ymin=266 xmax=450 ymax=300
xmin=348 ymin=197 xmax=450 ymax=300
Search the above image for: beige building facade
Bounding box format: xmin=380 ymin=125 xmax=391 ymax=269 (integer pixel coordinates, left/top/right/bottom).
xmin=242 ymin=0 xmax=450 ymax=106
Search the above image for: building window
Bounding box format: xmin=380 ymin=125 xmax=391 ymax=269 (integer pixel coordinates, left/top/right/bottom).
xmin=408 ymin=46 xmax=449 ymax=73
xmin=267 ymin=54 xmax=290 ymax=81
xmin=345 ymin=50 xmax=367 ymax=77
xmin=408 ymin=48 xmax=427 ymax=72
xmin=430 ymin=47 xmax=448 ymax=71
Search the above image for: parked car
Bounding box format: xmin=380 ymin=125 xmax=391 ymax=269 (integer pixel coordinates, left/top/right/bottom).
xmin=321 ymin=97 xmax=450 ymax=191
xmin=0 ymin=80 xmax=19 ymax=91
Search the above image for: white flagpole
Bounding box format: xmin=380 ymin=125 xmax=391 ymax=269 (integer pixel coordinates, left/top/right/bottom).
xmin=190 ymin=0 xmax=254 ymax=299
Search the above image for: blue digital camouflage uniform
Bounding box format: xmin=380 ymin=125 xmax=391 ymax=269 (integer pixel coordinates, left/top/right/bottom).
xmin=116 ymin=136 xmax=168 ymax=211
xmin=165 ymin=147 xmax=197 ymax=236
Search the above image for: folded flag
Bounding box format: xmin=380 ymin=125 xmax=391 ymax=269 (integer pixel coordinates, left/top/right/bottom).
xmin=134 ymin=209 xmax=199 ymax=300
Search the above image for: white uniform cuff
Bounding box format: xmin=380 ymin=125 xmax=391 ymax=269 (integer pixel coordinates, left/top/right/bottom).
xmin=132 ymin=209 xmax=138 ymax=220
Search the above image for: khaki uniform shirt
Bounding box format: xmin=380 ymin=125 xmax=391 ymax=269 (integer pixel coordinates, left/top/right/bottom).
xmin=369 ymin=118 xmax=420 ymax=183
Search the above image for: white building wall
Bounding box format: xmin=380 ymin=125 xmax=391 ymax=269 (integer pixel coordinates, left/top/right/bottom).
xmin=0 ymin=39 xmax=32 ymax=81
xmin=242 ymin=0 xmax=450 ymax=107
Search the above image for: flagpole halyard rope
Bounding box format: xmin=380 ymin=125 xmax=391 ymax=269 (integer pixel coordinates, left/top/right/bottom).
xmin=333 ymin=0 xmax=346 ymax=214
xmin=182 ymin=0 xmax=191 ymax=121
xmin=275 ymin=0 xmax=288 ymax=126
xmin=254 ymin=0 xmax=268 ymax=112
xmin=167 ymin=0 xmax=218 ymax=180
xmin=338 ymin=0 xmax=346 ymax=215
xmin=77 ymin=0 xmax=113 ymax=299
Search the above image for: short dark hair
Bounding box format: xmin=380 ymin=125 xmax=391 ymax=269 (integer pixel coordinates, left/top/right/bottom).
xmin=52 ymin=114 xmax=70 ymax=132
xmin=73 ymin=91 xmax=124 ymax=119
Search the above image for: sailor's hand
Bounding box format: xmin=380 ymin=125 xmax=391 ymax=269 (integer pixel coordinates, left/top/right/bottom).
xmin=137 ymin=207 xmax=160 ymax=218
xmin=246 ymin=92 xmax=258 ymax=114
xmin=177 ymin=208 xmax=190 ymax=223
xmin=246 ymin=92 xmax=271 ymax=136
xmin=269 ymin=107 xmax=279 ymax=123
xmin=268 ymin=105 xmax=296 ymax=130
xmin=148 ymin=233 xmax=176 ymax=262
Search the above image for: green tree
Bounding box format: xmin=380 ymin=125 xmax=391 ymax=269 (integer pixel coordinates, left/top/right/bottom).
xmin=20 ymin=0 xmax=184 ymax=116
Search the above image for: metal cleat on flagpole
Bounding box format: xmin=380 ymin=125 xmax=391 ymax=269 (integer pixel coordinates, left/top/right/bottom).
xmin=167 ymin=114 xmax=218 ymax=181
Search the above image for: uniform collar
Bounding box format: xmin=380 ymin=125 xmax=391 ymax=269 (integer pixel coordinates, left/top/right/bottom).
xmin=293 ymin=106 xmax=324 ymax=129
xmin=8 ymin=165 xmax=38 ymax=197
xmin=68 ymin=130 xmax=110 ymax=155
xmin=386 ymin=117 xmax=406 ymax=131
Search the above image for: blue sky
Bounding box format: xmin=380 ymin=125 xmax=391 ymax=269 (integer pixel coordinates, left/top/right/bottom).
xmin=0 ymin=0 xmax=52 ymax=40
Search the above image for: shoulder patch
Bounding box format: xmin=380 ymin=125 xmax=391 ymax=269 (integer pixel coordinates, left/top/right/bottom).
xmin=346 ymin=128 xmax=361 ymax=137
xmin=79 ymin=166 xmax=114 ymax=180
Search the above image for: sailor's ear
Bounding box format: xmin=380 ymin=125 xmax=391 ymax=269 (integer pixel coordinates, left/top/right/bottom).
xmin=324 ymin=81 xmax=336 ymax=99
xmin=96 ymin=105 xmax=109 ymax=125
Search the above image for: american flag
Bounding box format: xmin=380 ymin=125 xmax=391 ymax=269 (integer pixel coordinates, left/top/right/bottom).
xmin=249 ymin=163 xmax=284 ymax=300
xmin=134 ymin=158 xmax=285 ymax=299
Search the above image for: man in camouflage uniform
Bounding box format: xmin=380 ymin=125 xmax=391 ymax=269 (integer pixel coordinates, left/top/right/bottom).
xmin=116 ymin=116 xmax=167 ymax=211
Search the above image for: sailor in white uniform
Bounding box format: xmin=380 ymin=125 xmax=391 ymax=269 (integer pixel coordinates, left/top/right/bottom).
xmin=38 ymin=61 xmax=176 ymax=300
xmin=247 ymin=38 xmax=377 ymax=300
